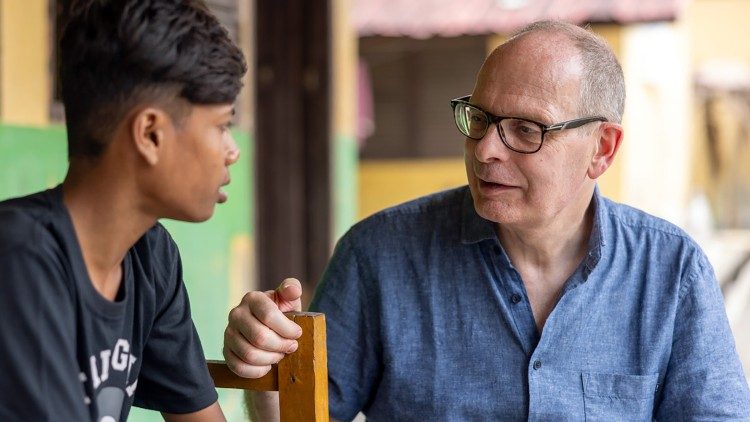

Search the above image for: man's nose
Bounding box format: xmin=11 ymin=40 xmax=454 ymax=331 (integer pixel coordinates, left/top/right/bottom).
xmin=474 ymin=124 xmax=511 ymax=163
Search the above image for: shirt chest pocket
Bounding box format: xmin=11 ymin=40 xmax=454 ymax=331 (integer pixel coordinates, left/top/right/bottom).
xmin=582 ymin=372 xmax=658 ymax=422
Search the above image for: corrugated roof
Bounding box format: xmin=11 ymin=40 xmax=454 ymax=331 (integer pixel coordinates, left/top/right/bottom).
xmin=353 ymin=0 xmax=686 ymax=38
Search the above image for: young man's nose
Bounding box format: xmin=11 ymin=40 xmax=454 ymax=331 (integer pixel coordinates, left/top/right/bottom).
xmin=226 ymin=140 xmax=240 ymax=166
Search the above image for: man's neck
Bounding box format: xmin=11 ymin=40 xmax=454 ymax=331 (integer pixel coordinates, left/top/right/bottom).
xmin=497 ymin=188 xmax=595 ymax=272
xmin=62 ymin=161 xmax=156 ymax=301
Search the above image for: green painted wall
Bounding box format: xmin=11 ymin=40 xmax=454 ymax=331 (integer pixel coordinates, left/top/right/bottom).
xmin=0 ymin=124 xmax=252 ymax=420
xmin=0 ymin=125 xmax=69 ymax=195
xmin=333 ymin=134 xmax=358 ymax=239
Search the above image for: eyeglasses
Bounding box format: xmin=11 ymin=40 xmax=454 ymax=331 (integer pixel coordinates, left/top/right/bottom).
xmin=450 ymin=95 xmax=607 ymax=154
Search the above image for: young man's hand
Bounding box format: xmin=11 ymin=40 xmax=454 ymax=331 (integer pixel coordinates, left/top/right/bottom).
xmin=223 ymin=278 xmax=303 ymax=378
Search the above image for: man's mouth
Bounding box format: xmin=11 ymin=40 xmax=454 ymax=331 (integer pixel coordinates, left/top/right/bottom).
xmin=477 ymin=178 xmax=518 ymax=194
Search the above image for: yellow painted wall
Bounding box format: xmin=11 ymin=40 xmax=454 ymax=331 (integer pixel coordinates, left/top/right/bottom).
xmin=333 ymin=0 xmax=356 ymax=140
xmin=684 ymin=0 xmax=750 ymax=221
xmin=617 ymin=23 xmax=692 ymax=223
xmin=358 ymin=158 xmax=466 ymax=219
xmin=687 ymin=0 xmax=750 ymax=65
xmin=0 ymin=0 xmax=49 ymax=126
xmin=588 ymin=25 xmax=624 ymax=203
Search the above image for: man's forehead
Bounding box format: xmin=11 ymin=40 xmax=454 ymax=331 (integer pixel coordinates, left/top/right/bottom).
xmin=472 ymin=34 xmax=583 ymax=118
xmin=488 ymin=32 xmax=579 ymax=73
xmin=480 ymin=33 xmax=581 ymax=84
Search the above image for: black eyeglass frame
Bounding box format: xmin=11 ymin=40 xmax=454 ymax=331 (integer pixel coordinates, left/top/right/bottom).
xmin=450 ymin=95 xmax=608 ymax=154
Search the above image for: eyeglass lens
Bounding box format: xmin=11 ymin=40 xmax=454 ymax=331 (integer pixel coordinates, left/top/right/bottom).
xmin=454 ymin=102 xmax=543 ymax=152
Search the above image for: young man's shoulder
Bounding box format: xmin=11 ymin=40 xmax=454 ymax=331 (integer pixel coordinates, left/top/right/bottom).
xmin=0 ymin=189 xmax=60 ymax=255
xmin=134 ymin=223 xmax=179 ymax=263
xmin=138 ymin=222 xmax=177 ymax=252
xmin=0 ymin=189 xmax=74 ymax=308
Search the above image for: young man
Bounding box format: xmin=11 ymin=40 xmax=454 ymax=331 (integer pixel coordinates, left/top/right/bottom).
xmin=0 ymin=0 xmax=245 ymax=420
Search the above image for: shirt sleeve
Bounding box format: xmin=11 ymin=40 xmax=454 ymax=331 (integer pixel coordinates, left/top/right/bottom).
xmin=0 ymin=221 xmax=89 ymax=420
xmin=132 ymin=232 xmax=218 ymax=414
xmin=655 ymin=252 xmax=750 ymax=419
xmin=309 ymin=232 xmax=382 ymax=422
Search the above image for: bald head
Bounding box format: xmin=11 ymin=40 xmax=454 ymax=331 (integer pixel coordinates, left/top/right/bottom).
xmin=480 ymin=21 xmax=625 ymax=123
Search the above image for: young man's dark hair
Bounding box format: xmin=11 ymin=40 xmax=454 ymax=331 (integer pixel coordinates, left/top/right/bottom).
xmin=60 ymin=0 xmax=246 ymax=157
xmin=0 ymin=0 xmax=246 ymax=420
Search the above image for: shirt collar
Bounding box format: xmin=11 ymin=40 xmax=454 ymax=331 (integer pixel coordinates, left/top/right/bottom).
xmin=459 ymin=185 xmax=608 ymax=274
xmin=583 ymin=185 xmax=607 ymax=277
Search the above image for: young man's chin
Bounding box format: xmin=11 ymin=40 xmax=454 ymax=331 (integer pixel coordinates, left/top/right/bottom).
xmin=169 ymin=207 xmax=216 ymax=223
xmin=192 ymin=209 xmax=216 ymax=223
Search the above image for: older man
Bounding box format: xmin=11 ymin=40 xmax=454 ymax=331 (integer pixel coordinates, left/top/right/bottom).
xmin=224 ymin=21 xmax=750 ymax=420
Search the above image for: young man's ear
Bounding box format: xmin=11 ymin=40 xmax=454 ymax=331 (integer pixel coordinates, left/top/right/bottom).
xmin=130 ymin=107 xmax=172 ymax=166
xmin=588 ymin=122 xmax=623 ymax=180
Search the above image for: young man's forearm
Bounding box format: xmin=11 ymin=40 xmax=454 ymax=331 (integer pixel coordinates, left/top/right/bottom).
xmin=246 ymin=391 xmax=281 ymax=421
xmin=245 ymin=391 xmax=341 ymax=422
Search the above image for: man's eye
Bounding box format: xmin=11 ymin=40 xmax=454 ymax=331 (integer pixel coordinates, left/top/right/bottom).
xmin=511 ymin=121 xmax=540 ymax=134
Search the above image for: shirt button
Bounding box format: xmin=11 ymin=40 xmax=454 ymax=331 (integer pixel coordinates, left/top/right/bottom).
xmin=511 ymin=294 xmax=522 ymax=304
xmin=533 ymin=360 xmax=542 ymax=370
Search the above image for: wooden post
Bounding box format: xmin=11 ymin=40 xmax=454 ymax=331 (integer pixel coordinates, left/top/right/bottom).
xmin=278 ymin=312 xmax=329 ymax=422
xmin=206 ymin=312 xmax=328 ymax=422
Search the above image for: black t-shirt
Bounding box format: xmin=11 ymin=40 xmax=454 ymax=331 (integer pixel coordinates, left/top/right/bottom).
xmin=0 ymin=187 xmax=218 ymax=421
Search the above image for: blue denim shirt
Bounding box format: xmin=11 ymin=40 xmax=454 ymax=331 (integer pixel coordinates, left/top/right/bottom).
xmin=310 ymin=186 xmax=750 ymax=421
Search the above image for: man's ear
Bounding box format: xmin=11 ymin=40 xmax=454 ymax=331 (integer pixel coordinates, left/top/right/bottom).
xmin=588 ymin=122 xmax=623 ymax=180
xmin=130 ymin=107 xmax=173 ymax=166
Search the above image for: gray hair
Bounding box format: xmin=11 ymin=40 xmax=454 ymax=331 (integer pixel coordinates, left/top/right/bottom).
xmin=509 ymin=20 xmax=626 ymax=123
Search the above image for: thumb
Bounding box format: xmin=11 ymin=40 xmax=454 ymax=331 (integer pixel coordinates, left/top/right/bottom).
xmin=273 ymin=278 xmax=303 ymax=312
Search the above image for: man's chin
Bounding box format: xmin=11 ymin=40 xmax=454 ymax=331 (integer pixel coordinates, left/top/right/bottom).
xmin=473 ymin=197 xmax=514 ymax=224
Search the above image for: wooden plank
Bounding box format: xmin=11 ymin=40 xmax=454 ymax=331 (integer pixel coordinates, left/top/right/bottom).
xmin=207 ymin=360 xmax=278 ymax=391
xmin=278 ymin=312 xmax=329 ymax=422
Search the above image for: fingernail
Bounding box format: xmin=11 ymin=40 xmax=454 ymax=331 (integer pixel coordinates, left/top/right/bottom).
xmin=287 ymin=342 xmax=298 ymax=353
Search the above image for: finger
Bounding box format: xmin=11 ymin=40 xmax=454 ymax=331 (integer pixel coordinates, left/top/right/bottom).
xmin=224 ymin=346 xmax=273 ymax=379
xmin=274 ymin=278 xmax=303 ymax=312
xmin=224 ymin=326 xmax=288 ymax=366
xmin=247 ymin=291 xmax=303 ymax=340
xmin=250 ymin=307 xmax=303 ymax=345
xmin=229 ymin=300 xmax=300 ymax=352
